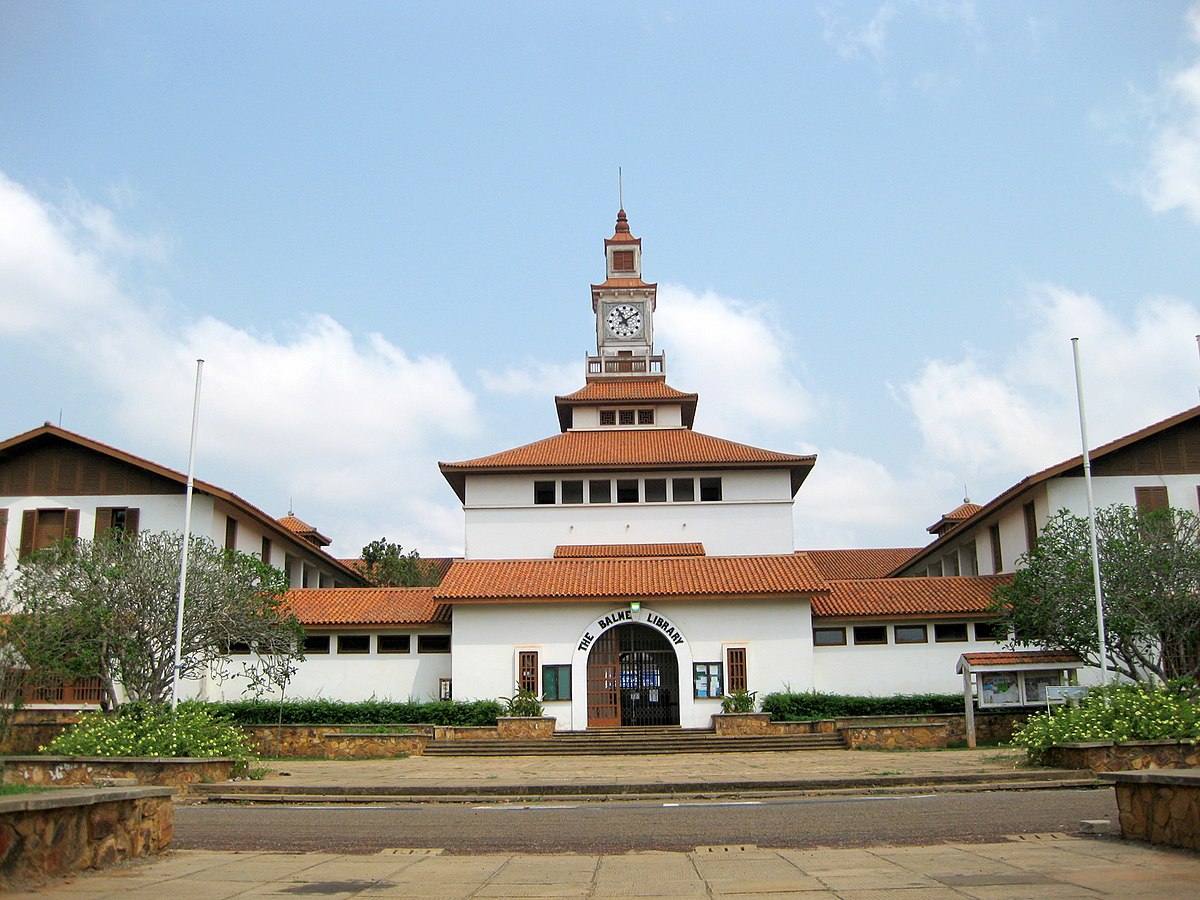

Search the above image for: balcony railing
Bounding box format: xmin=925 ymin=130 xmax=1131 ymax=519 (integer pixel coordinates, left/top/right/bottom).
xmin=586 ymin=352 xmax=665 ymax=376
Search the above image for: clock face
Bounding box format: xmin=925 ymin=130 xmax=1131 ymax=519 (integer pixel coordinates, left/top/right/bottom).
xmin=605 ymin=304 xmax=643 ymax=339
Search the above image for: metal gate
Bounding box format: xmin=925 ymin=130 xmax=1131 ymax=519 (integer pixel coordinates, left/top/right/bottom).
xmin=586 ymin=623 xmax=679 ymax=727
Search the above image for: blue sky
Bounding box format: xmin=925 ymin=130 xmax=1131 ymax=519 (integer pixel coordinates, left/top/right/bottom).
xmin=3 ymin=1 xmax=1200 ymax=558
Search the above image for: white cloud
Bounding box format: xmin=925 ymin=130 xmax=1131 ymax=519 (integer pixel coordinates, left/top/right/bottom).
xmin=0 ymin=172 xmax=480 ymax=558
xmin=902 ymin=284 xmax=1200 ymax=481
xmin=1139 ymin=4 xmax=1200 ymax=222
xmin=820 ymin=0 xmax=980 ymax=62
xmin=478 ymin=360 xmax=578 ymax=397
xmin=655 ymin=284 xmax=818 ymax=441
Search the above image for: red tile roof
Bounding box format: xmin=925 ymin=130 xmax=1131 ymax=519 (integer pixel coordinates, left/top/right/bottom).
xmin=439 ymin=429 xmax=816 ymax=501
xmin=812 ymin=575 xmax=1011 ymax=618
xmin=591 ymin=277 xmax=656 ymax=290
xmin=926 ymin=502 xmax=983 ymax=535
xmin=958 ymin=650 xmax=1084 ymax=668
xmin=435 ymin=554 xmax=828 ymax=603
xmin=895 ymin=404 xmax=1200 ymax=575
xmin=555 ymin=379 xmax=698 ymax=430
xmin=284 ymin=588 xmax=450 ymax=627
xmin=806 ymin=548 xmax=923 ymax=581
xmin=554 ymin=543 xmax=706 ymax=558
xmin=277 ymin=515 xmax=332 ymax=547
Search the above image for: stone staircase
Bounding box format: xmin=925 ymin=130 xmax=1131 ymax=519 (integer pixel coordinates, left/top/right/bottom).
xmin=421 ymin=726 xmax=847 ymax=756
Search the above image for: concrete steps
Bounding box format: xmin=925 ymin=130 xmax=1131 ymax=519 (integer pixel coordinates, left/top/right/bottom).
xmin=422 ymin=728 xmax=846 ymax=756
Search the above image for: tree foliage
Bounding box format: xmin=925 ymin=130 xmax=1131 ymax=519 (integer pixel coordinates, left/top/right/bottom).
xmin=1 ymin=531 xmax=304 ymax=709
xmin=360 ymin=538 xmax=438 ymax=587
xmin=991 ymin=505 xmax=1200 ymax=682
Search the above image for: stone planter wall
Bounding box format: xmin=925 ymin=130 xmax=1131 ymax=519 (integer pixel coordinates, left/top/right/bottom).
xmin=842 ymin=722 xmax=950 ymax=750
xmin=239 ymin=725 xmax=427 ymax=759
xmin=712 ymin=714 xmax=829 ymax=735
xmin=0 ymin=721 xmax=75 ymax=755
xmin=0 ymin=786 xmax=174 ymax=889
xmin=497 ymin=717 xmax=556 ymax=739
xmin=1 ymin=757 xmax=235 ymax=793
xmin=1041 ymin=740 xmax=1200 ymax=773
xmin=759 ymin=712 xmax=1026 ymax=745
xmin=1103 ymin=770 xmax=1200 ymax=851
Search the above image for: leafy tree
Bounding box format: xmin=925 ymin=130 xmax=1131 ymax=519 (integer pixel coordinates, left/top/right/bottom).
xmin=991 ymin=505 xmax=1200 ymax=682
xmin=1 ymin=531 xmax=304 ymax=710
xmin=360 ymin=538 xmax=439 ymax=587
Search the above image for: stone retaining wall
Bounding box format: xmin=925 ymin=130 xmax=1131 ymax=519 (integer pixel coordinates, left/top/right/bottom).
xmin=1 ymin=757 xmax=235 ymax=792
xmin=1041 ymin=740 xmax=1200 ymax=773
xmin=240 ymin=725 xmax=427 ymax=759
xmin=0 ymin=786 xmax=174 ymax=889
xmin=1103 ymin=770 xmax=1200 ymax=851
xmin=497 ymin=717 xmax=556 ymax=739
xmin=842 ymin=722 xmax=950 ymax=750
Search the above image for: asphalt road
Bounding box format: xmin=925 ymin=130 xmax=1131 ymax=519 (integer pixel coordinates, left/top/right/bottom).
xmin=175 ymin=788 xmax=1120 ymax=854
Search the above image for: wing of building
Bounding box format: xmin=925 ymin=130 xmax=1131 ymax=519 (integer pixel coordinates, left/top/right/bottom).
xmin=5 ymin=209 xmax=1196 ymax=718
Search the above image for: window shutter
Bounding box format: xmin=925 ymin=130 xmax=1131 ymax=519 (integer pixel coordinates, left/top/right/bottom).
xmin=0 ymin=508 xmax=7 ymax=560
xmin=125 ymin=507 xmax=140 ymax=535
xmin=64 ymin=508 xmax=80 ymax=539
xmin=19 ymin=510 xmax=36 ymax=558
xmin=94 ymin=508 xmax=113 ymax=539
xmin=1135 ymin=486 xmax=1169 ymax=513
xmin=726 ymin=647 xmax=747 ymax=693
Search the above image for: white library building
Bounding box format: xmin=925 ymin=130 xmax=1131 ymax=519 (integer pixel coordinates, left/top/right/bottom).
xmin=4 ymin=209 xmax=1199 ymax=724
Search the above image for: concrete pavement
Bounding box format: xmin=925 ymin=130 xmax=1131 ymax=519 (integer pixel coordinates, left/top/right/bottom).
xmin=12 ymin=836 xmax=1200 ymax=897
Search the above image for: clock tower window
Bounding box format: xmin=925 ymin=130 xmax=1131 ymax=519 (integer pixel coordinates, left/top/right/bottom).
xmin=612 ymin=249 xmax=635 ymax=272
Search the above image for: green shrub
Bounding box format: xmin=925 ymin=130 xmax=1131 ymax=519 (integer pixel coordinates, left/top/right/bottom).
xmin=207 ymin=698 xmax=504 ymax=726
xmin=500 ymin=687 xmax=544 ymax=717
xmin=1011 ymin=680 xmax=1200 ymax=754
xmin=42 ymin=703 xmax=256 ymax=769
xmin=720 ymin=689 xmax=757 ymax=713
xmin=761 ymin=690 xmax=963 ymax=720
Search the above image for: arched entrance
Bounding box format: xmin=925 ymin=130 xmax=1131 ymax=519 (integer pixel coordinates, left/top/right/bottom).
xmin=586 ymin=623 xmax=680 ymax=727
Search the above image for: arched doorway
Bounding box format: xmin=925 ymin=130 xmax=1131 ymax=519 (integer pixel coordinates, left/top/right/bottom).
xmin=586 ymin=623 xmax=680 ymax=727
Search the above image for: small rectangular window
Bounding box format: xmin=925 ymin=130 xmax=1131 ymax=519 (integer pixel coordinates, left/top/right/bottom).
xmin=644 ymin=478 xmax=667 ymax=502
xmin=542 ymin=664 xmax=571 ymax=701
xmin=261 ymin=536 xmax=272 ymax=565
xmin=943 ymin=552 xmax=959 ymax=576
xmin=303 ymin=635 xmax=330 ymax=654
xmin=693 ymin=662 xmax=723 ymax=698
xmin=337 ymin=635 xmax=370 ymax=654
xmin=618 ymin=409 xmax=636 ymax=425
xmin=228 ymin=641 xmax=252 ymax=655
xmin=616 ymin=479 xmax=639 ymax=503
xmin=637 ymin=409 xmax=654 ymax=425
xmin=225 ymin=516 xmax=238 ymax=550
xmin=378 ymin=634 xmax=411 ymax=654
xmin=672 ymin=478 xmax=694 ymax=502
xmin=439 ymin=678 xmax=453 ymax=701
xmin=813 ymin=627 xmax=846 ymax=647
xmin=418 ymin=634 xmax=451 ymax=654
xmin=974 ymin=621 xmax=1002 ymax=641
xmin=1023 ymin=502 xmax=1038 ymax=552
xmin=589 ymin=480 xmax=611 ymax=503
xmin=1135 ymin=486 xmax=1169 ymax=514
xmin=934 ymin=623 xmax=968 ymax=642
xmin=600 ymin=410 xmax=616 ymax=426
xmin=894 ymin=625 xmax=928 ymax=644
xmin=518 ymin=650 xmax=539 ymax=694
xmin=612 ymin=250 xmax=635 ymax=271
xmin=561 ymin=480 xmax=584 ymax=504
xmin=853 ymin=625 xmax=888 ymax=645
xmin=726 ymin=647 xmax=747 ymax=693
xmin=700 ymin=477 xmax=722 ymax=501
xmin=534 ymin=481 xmax=556 ymax=505
xmin=989 ymin=523 xmax=1003 ymax=573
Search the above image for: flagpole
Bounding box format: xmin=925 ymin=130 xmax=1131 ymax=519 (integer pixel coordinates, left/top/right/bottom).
xmin=171 ymin=359 xmax=204 ymax=709
xmin=1070 ymin=338 xmax=1108 ymax=685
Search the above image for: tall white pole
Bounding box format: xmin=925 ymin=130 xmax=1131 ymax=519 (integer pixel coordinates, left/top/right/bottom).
xmin=1070 ymin=339 xmax=1108 ymax=685
xmin=171 ymin=359 xmax=204 ymax=709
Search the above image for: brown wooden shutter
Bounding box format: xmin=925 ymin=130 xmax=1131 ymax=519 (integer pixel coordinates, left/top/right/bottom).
xmin=19 ymin=510 xmax=36 ymax=558
xmin=64 ymin=508 xmax=80 ymax=539
xmin=94 ymin=508 xmax=113 ymax=538
xmin=225 ymin=516 xmax=238 ymax=550
xmin=0 ymin=509 xmax=7 ymax=561
xmin=125 ymin=507 xmax=140 ymax=535
xmin=726 ymin=647 xmax=748 ymax=693
xmin=1135 ymin=486 xmax=1169 ymax=513
xmin=612 ymin=250 xmax=634 ymax=271
xmin=518 ymin=651 xmax=539 ymax=694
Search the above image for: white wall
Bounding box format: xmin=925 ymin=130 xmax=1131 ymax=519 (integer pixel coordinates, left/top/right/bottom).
xmin=571 ymin=404 xmax=684 ymax=428
xmin=452 ymin=598 xmax=813 ymax=730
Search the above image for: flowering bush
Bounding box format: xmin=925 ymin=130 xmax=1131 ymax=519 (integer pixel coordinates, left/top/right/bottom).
xmin=1011 ymin=680 xmax=1200 ymax=755
xmin=42 ymin=703 xmax=256 ymax=770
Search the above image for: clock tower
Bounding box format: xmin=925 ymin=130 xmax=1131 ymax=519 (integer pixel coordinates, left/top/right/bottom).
xmin=589 ymin=209 xmax=660 ymax=376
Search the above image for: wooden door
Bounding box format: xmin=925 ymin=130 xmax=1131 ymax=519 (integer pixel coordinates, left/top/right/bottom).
xmin=587 ymin=628 xmax=621 ymax=727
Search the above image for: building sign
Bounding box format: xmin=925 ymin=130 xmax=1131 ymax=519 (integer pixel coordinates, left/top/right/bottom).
xmin=576 ymin=607 xmax=687 ymax=652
